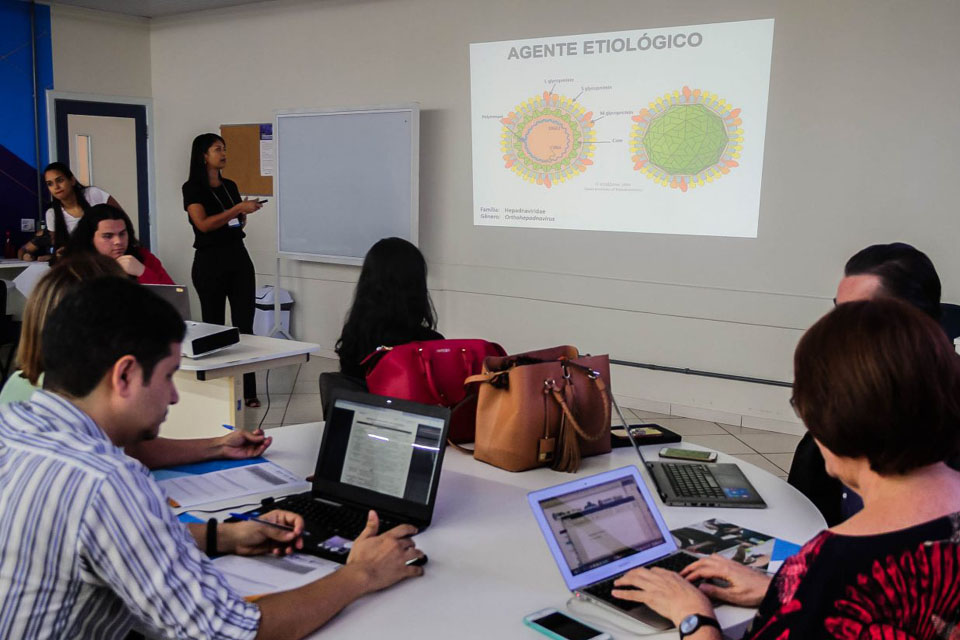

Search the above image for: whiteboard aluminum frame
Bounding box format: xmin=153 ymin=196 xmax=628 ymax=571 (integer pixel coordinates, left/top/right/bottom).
xmin=274 ymin=104 xmax=420 ymax=266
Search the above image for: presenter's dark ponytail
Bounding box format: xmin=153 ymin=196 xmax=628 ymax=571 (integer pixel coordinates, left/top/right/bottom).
xmin=188 ymin=133 xmax=226 ymax=188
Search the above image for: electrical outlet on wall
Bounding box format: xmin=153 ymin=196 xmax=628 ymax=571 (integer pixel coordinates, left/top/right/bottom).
xmin=21 ymin=219 xmax=35 ymax=232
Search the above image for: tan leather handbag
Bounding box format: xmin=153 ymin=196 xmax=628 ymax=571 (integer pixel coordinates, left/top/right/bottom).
xmin=464 ymin=346 xmax=611 ymax=472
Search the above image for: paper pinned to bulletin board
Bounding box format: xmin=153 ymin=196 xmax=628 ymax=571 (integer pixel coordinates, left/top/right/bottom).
xmin=259 ymin=124 xmax=273 ymax=176
xmin=219 ymin=123 xmax=274 ymax=196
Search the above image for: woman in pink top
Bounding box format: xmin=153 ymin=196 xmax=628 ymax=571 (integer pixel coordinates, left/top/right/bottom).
xmin=64 ymin=204 xmax=174 ymax=285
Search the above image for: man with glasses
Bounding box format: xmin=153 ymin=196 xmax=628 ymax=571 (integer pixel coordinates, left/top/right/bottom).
xmin=789 ymin=242 xmax=953 ymax=525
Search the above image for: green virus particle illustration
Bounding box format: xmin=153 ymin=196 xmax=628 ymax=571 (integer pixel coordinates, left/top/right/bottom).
xmin=630 ymin=86 xmax=743 ymax=192
xmin=500 ymin=91 xmax=596 ymax=188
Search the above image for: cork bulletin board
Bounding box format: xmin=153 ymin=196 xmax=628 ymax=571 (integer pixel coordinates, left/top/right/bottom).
xmin=219 ymin=123 xmax=273 ymax=196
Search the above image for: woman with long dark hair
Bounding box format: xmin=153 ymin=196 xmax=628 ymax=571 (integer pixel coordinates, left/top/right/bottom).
xmin=43 ymin=162 xmax=126 ymax=249
xmin=335 ymin=237 xmax=442 ymax=379
xmin=182 ymin=133 xmax=262 ymax=406
xmin=64 ymin=204 xmax=174 ymax=285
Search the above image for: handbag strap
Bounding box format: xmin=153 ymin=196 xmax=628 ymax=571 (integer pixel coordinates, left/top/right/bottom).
xmin=446 ymin=392 xmax=478 ymax=455
xmin=545 ymin=373 xmax=610 ymax=442
xmin=416 ymin=348 xmax=447 ymax=404
xmin=464 ymin=371 xmax=503 ymax=385
xmin=360 ymin=345 xmax=392 ymax=366
xmin=448 ymin=439 xmax=474 ymax=454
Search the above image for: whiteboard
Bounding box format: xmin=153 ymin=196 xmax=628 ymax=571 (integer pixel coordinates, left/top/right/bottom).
xmin=275 ymin=105 xmax=419 ymax=264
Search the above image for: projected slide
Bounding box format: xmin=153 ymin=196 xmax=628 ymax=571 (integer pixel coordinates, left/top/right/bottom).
xmin=470 ymin=19 xmax=774 ymax=237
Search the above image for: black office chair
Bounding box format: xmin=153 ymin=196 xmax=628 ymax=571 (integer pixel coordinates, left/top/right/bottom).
xmin=940 ymin=303 xmax=960 ymax=342
xmin=318 ymin=371 xmax=367 ymax=417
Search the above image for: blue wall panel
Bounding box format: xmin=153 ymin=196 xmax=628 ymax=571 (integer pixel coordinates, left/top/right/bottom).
xmin=0 ymin=0 xmax=53 ymax=242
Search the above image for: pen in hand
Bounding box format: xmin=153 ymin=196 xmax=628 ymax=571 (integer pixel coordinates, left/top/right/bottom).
xmin=228 ymin=512 xmax=312 ymax=537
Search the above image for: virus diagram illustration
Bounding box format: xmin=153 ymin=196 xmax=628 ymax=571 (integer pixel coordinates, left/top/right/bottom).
xmin=630 ymin=86 xmax=742 ymax=192
xmin=500 ymin=91 xmax=596 ymax=188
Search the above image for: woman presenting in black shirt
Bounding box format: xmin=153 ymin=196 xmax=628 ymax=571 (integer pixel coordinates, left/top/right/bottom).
xmin=182 ymin=133 xmax=263 ymax=406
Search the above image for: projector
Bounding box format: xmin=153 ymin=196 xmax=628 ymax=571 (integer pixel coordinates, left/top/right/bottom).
xmin=182 ymin=321 xmax=240 ymax=358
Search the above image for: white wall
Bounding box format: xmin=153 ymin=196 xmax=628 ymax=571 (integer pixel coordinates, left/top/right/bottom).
xmin=66 ymin=0 xmax=960 ymax=429
xmin=51 ymin=5 xmax=151 ymax=98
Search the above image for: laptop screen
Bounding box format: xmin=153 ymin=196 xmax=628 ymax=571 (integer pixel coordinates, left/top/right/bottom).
xmin=540 ymin=476 xmax=666 ymax=575
xmin=318 ymin=398 xmax=446 ymax=505
xmin=528 ymin=466 xmax=677 ymax=591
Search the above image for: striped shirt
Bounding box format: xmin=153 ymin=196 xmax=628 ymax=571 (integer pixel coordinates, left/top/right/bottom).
xmin=0 ymin=391 xmax=261 ymax=639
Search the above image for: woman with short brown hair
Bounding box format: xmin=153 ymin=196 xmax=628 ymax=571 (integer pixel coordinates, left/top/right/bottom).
xmin=610 ymin=299 xmax=960 ymax=640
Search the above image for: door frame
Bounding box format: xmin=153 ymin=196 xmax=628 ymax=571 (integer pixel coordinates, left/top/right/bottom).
xmin=45 ymin=90 xmax=157 ymax=250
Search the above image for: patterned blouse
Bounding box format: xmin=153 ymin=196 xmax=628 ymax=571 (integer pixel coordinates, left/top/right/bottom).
xmin=747 ymin=512 xmax=960 ymax=640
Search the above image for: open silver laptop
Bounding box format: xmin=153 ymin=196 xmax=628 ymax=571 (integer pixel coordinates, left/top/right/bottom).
xmin=528 ymin=466 xmax=701 ymax=630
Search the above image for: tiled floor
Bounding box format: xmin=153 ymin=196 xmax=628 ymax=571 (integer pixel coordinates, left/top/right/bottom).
xmin=249 ymin=357 xmax=800 ymax=479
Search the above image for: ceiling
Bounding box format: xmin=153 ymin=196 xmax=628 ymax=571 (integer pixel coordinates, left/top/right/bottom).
xmin=43 ymin=0 xmax=277 ymax=18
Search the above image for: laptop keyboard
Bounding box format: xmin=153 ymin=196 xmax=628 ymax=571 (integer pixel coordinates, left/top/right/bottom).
xmin=583 ymin=552 xmax=698 ymax=604
xmin=662 ymin=462 xmax=725 ymax=499
xmin=263 ymin=493 xmax=402 ymax=562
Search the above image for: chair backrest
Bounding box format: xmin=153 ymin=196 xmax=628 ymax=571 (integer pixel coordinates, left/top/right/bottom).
xmin=941 ymin=302 xmax=960 ymax=341
xmin=318 ymin=371 xmax=367 ymax=418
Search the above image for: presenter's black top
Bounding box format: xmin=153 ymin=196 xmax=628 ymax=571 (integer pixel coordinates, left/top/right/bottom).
xmin=182 ymin=178 xmax=245 ymax=250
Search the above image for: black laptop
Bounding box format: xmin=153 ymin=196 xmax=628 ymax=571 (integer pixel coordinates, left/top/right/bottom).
xmin=242 ymin=390 xmax=451 ymax=562
xmin=612 ymin=398 xmax=766 ymax=508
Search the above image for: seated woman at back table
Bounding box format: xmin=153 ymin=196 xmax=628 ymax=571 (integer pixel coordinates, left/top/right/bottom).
xmin=610 ymin=298 xmax=960 ymax=640
xmin=335 ymin=237 xmax=443 ymax=380
xmin=63 ymin=203 xmax=174 ymax=285
xmin=0 ymin=253 xmax=271 ymax=468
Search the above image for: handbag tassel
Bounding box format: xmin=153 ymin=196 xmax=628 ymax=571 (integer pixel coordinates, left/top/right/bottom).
xmin=553 ymin=410 xmax=582 ymax=472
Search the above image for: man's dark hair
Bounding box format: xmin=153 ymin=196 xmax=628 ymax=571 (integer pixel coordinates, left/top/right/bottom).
xmin=42 ymin=278 xmax=186 ymax=397
xmin=793 ymin=299 xmax=960 ymax=475
xmin=844 ymin=242 xmax=941 ymax=319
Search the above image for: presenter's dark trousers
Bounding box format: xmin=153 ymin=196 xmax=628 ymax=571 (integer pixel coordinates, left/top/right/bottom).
xmin=192 ymin=243 xmax=257 ymax=400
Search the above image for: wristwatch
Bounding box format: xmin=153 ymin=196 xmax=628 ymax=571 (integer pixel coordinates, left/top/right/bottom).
xmin=679 ymin=613 xmax=721 ymax=638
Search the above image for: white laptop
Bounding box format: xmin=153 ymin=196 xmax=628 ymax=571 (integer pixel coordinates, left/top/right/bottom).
xmin=528 ymin=466 xmax=701 ymax=631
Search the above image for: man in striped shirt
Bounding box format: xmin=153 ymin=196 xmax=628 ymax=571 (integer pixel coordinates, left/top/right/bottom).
xmin=0 ymin=277 xmax=423 ymax=639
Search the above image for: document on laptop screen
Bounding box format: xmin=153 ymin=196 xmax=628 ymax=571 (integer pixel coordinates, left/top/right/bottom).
xmin=337 ymin=400 xmax=444 ymax=502
xmin=539 ymin=477 xmax=666 ymax=575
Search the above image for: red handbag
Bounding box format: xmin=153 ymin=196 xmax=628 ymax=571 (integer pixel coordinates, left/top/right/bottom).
xmin=362 ymin=339 xmax=506 ymax=443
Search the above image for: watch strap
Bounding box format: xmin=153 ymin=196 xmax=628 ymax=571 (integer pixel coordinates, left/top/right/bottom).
xmin=206 ymin=518 xmax=218 ymax=557
xmin=679 ymin=614 xmax=720 ymax=639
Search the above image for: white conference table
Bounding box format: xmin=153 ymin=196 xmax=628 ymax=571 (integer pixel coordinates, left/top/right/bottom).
xmin=238 ymin=423 xmax=827 ymax=639
xmin=162 ymin=335 xmax=319 ymax=439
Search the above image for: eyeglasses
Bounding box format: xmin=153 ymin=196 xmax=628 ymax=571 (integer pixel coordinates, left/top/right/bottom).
xmin=788 ymin=395 xmax=801 ymax=418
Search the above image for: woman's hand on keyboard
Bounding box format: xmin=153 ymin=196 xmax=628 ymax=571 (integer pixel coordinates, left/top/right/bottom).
xmin=611 ymin=567 xmax=715 ymax=627
xmin=346 ymin=510 xmax=425 ymax=592
xmin=681 ymin=554 xmax=772 ymax=607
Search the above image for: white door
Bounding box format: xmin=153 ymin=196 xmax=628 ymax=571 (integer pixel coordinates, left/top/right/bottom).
xmin=66 ymin=114 xmax=140 ymax=237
